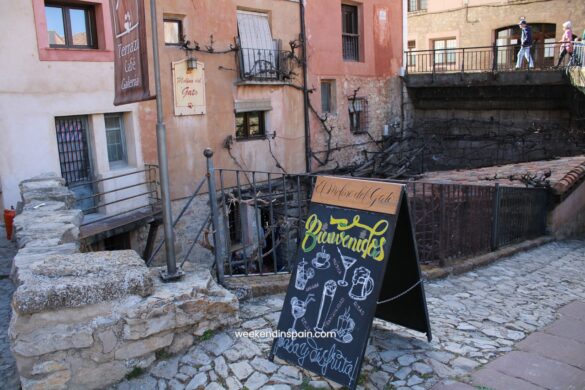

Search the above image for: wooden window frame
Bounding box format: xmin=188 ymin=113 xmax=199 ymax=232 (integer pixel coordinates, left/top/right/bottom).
xmin=320 ymin=80 xmax=336 ymax=114
xmin=235 ymin=111 xmax=266 ymax=140
xmin=45 ymin=2 xmax=97 ymax=49
xmin=407 ymin=40 xmax=416 ymax=67
xmin=164 ymin=18 xmax=184 ymax=46
xmin=341 ymin=4 xmax=360 ymax=61
xmin=104 ymin=113 xmax=127 ymax=166
xmin=408 ymin=0 xmax=427 ymax=12
xmin=433 ymin=38 xmax=457 ymax=65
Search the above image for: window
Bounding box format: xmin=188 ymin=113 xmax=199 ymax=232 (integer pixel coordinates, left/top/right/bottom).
xmin=407 ymin=40 xmax=416 ymax=67
xmin=342 ymin=4 xmax=360 ymax=61
xmin=105 ymin=114 xmax=127 ymax=165
xmin=45 ymin=2 xmax=96 ymax=48
xmin=434 ymin=38 xmax=457 ymax=65
xmin=236 ymin=111 xmax=266 ymax=139
xmin=164 ymin=19 xmax=183 ymax=45
xmin=408 ymin=0 xmax=427 ymax=12
xmin=237 ymin=10 xmax=279 ymax=80
xmin=228 ymin=201 xmax=242 ymax=244
xmin=348 ymin=98 xmax=368 ymax=133
xmin=321 ymin=80 xmax=336 ymax=113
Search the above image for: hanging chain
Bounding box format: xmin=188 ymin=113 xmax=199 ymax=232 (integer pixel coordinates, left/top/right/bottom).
xmin=377 ymin=279 xmax=425 ymax=305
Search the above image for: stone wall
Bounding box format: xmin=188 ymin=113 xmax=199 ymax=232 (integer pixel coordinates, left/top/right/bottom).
xmin=9 ymin=174 xmax=239 ymax=389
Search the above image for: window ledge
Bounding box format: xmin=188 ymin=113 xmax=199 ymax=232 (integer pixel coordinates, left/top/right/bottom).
xmin=407 ymin=9 xmax=428 ymax=16
xmin=235 ymin=136 xmax=267 ymax=142
xmin=38 ymin=47 xmax=114 ymax=62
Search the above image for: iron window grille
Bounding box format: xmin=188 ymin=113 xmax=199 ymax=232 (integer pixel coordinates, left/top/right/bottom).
xmin=55 ymin=116 xmax=93 ymax=185
xmin=104 ymin=113 xmax=127 ymax=165
xmin=348 ymin=98 xmax=368 ymax=133
xmin=164 ymin=19 xmax=183 ymax=45
xmin=342 ymin=4 xmax=360 ymax=61
xmin=45 ymin=2 xmax=97 ymax=48
xmin=408 ymin=0 xmax=428 ymax=12
xmin=236 ymin=111 xmax=266 ymax=139
xmin=228 ymin=200 xmax=242 ymax=244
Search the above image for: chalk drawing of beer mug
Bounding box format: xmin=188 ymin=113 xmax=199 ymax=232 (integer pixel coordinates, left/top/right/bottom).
xmin=349 ymin=266 xmax=374 ymax=301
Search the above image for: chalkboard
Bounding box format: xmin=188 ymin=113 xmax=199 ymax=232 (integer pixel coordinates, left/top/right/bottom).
xmin=271 ymin=176 xmax=431 ymax=389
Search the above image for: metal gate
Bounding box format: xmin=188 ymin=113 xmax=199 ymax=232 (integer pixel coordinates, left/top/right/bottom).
xmin=55 ymin=116 xmax=96 ymax=212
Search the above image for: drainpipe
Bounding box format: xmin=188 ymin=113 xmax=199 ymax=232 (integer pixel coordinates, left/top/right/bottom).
xmin=300 ymin=0 xmax=312 ymax=173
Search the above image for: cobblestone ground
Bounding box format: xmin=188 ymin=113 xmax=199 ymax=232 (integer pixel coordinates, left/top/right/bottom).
xmin=0 ymin=224 xmax=19 ymax=390
xmin=112 ymin=240 xmax=585 ymax=390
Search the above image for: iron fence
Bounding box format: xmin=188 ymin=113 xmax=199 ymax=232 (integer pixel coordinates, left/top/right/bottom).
xmin=342 ymin=34 xmax=360 ymax=61
xmin=199 ymin=164 xmax=548 ymax=278
xmin=405 ymin=41 xmax=580 ymax=74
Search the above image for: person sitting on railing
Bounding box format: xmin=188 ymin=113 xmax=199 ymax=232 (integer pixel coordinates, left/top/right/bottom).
xmin=557 ymin=21 xmax=574 ymax=67
xmin=516 ymin=19 xmax=534 ymax=69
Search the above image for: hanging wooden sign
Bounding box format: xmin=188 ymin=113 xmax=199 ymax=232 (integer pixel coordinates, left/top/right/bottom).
xmin=109 ymin=0 xmax=152 ymax=105
xmin=172 ymin=60 xmax=206 ymax=116
xmin=271 ymin=176 xmax=432 ymax=390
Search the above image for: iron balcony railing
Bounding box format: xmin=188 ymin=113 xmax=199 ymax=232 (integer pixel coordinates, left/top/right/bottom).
xmin=238 ymin=45 xmax=293 ymax=81
xmin=70 ymin=165 xmax=161 ymax=227
xmin=405 ymin=41 xmax=583 ymax=74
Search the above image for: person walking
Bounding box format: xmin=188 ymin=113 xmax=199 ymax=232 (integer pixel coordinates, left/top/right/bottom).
xmin=516 ymin=19 xmax=534 ymax=69
xmin=557 ymin=21 xmax=574 ymax=67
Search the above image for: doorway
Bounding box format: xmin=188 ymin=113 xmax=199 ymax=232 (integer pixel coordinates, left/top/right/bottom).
xmin=55 ymin=116 xmax=96 ymax=213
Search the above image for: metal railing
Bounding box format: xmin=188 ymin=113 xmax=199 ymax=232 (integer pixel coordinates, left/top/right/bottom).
xmin=196 ymin=162 xmax=549 ymax=279
xmin=238 ymin=45 xmax=293 ymax=81
xmin=405 ymin=41 xmax=582 ymax=74
xmin=73 ymin=165 xmax=160 ymax=227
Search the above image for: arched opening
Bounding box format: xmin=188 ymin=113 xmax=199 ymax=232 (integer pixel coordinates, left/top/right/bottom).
xmin=495 ymin=23 xmax=556 ymax=69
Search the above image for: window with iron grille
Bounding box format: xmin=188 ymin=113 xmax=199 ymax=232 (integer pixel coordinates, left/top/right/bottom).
xmin=55 ymin=116 xmax=92 ymax=185
xmin=45 ymin=2 xmax=97 ymax=48
xmin=164 ymin=18 xmax=183 ymax=45
xmin=105 ymin=113 xmax=127 ymax=166
xmin=433 ymin=38 xmax=457 ymax=65
xmin=407 ymin=40 xmax=416 ymax=67
xmin=321 ymin=80 xmax=336 ymax=113
xmin=408 ymin=0 xmax=427 ymax=12
xmin=342 ymin=4 xmax=360 ymax=61
xmin=348 ymin=98 xmax=368 ymax=133
xmin=236 ymin=111 xmax=266 ymax=139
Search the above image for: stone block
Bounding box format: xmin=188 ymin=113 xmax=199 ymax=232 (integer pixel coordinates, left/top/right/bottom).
xmin=12 ymin=251 xmax=154 ymax=314
xmin=114 ymin=333 xmax=174 ymax=360
xmin=12 ymin=323 xmax=94 ymax=357
xmin=20 ymin=369 xmax=71 ymax=390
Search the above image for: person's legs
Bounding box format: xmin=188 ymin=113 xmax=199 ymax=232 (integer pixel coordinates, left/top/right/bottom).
xmin=557 ymin=48 xmax=567 ymax=66
xmin=516 ymin=47 xmax=527 ymax=68
xmin=525 ymin=46 xmax=534 ymax=68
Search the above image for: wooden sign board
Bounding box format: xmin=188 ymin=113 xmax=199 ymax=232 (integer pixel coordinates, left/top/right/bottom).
xmin=271 ymin=176 xmax=432 ymax=389
xmin=172 ymin=60 xmax=206 ymax=116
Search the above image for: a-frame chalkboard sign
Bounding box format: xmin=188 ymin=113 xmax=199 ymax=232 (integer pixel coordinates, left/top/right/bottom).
xmin=270 ymin=176 xmax=431 ymax=389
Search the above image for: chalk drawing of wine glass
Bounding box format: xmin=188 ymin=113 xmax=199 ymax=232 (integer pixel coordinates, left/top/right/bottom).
xmin=295 ymin=259 xmax=315 ymax=290
xmin=289 ymin=294 xmax=315 ymax=333
xmin=337 ymin=247 xmax=357 ymax=287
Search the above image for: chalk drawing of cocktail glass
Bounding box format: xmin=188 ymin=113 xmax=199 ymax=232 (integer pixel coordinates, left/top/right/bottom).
xmin=315 ymin=280 xmax=337 ymax=332
xmin=295 ymin=259 xmax=315 ymax=290
xmin=289 ymin=294 xmax=315 ymax=333
xmin=337 ymin=247 xmax=357 ymax=287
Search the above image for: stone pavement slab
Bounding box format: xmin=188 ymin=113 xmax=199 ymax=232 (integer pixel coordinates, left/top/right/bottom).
xmin=482 ymin=350 xmax=585 ymax=390
xmin=517 ymin=331 xmax=585 ymax=369
xmin=544 ymin=317 xmax=585 ymax=344
xmin=470 ymin=368 xmax=545 ymax=390
xmin=559 ymin=301 xmax=585 ymax=322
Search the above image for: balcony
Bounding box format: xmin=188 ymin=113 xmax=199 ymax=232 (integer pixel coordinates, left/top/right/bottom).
xmin=238 ymin=45 xmax=294 ymax=82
